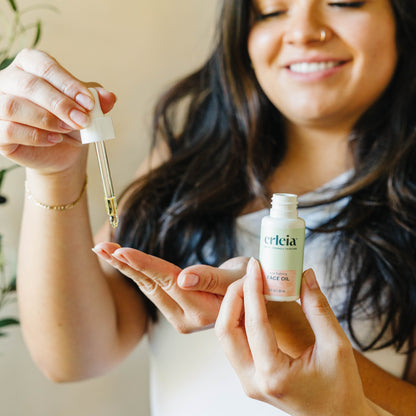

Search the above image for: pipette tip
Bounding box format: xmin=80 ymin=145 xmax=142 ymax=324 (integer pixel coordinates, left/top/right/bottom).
xmin=110 ymin=215 xmax=119 ymax=229
xmin=105 ymin=196 xmax=119 ymax=228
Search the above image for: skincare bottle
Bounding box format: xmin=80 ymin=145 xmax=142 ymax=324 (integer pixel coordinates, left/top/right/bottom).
xmin=259 ymin=193 xmax=305 ymax=302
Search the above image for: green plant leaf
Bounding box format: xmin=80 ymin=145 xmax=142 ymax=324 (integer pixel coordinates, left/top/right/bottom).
xmin=7 ymin=276 xmax=17 ymax=292
xmin=0 ymin=318 xmax=19 ymax=328
xmin=0 ymin=57 xmax=15 ymax=70
xmin=0 ymin=165 xmax=19 ymax=190
xmin=7 ymin=0 xmax=18 ymax=12
xmin=0 ymin=170 xmax=5 ymax=189
xmin=32 ymin=20 xmax=42 ymax=47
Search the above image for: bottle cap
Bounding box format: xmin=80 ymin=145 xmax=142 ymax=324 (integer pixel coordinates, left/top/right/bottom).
xmin=80 ymin=88 xmax=115 ymax=144
xmin=272 ymin=193 xmax=298 ymax=207
xmin=270 ymin=193 xmax=298 ymax=218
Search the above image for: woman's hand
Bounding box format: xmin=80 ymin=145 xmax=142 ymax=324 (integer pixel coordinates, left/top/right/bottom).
xmin=215 ymin=258 xmax=379 ymax=416
xmin=180 ymin=254 xmax=316 ymax=357
xmin=0 ymin=49 xmax=116 ymax=174
xmin=93 ymin=242 xmax=248 ymax=333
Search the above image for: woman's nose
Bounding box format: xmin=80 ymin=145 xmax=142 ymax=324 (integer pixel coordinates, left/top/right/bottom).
xmin=283 ymin=6 xmax=330 ymax=45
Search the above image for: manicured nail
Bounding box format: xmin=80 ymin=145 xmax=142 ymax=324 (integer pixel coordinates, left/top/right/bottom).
xmin=75 ymin=93 xmax=94 ymax=111
xmin=92 ymin=247 xmax=111 ymax=261
xmin=47 ymin=133 xmax=63 ymax=143
xmin=69 ymin=109 xmax=89 ymax=128
xmin=178 ymin=273 xmax=199 ymax=288
xmin=304 ymin=269 xmax=319 ymax=290
xmin=59 ymin=121 xmax=73 ymax=130
xmin=112 ymin=251 xmax=129 ymax=265
xmin=246 ymin=257 xmax=257 ymax=276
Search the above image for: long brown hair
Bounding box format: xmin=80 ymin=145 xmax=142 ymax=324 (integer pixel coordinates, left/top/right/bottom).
xmin=115 ymin=0 xmax=416 ymax=351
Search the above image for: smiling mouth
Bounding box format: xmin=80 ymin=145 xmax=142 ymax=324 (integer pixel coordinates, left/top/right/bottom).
xmin=288 ymin=61 xmax=344 ymax=74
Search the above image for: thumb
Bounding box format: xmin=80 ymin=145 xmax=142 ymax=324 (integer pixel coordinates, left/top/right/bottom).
xmin=95 ymin=87 xmax=117 ymax=114
xmin=177 ymin=257 xmax=248 ymax=295
xmin=300 ymin=269 xmax=349 ymax=348
xmin=84 ymin=83 xmax=117 ymax=114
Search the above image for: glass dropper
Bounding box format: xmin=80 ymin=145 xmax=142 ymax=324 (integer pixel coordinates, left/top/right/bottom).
xmin=80 ymin=88 xmax=119 ymax=228
xmin=95 ymin=140 xmax=118 ymax=228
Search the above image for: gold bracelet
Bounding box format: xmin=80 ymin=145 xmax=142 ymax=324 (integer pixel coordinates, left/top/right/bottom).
xmin=25 ymin=176 xmax=88 ymax=211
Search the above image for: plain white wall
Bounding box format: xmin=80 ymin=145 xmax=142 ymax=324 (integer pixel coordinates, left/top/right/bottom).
xmin=0 ymin=1 xmax=218 ymax=414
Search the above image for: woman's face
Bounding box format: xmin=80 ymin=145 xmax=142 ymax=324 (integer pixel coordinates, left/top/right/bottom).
xmin=248 ymin=0 xmax=397 ymax=130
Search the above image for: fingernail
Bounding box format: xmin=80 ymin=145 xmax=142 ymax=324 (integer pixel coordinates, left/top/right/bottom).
xmin=47 ymin=133 xmax=63 ymax=143
xmin=92 ymin=247 xmax=111 ymax=261
xmin=304 ymin=269 xmax=319 ymax=290
xmin=246 ymin=257 xmax=257 ymax=276
xmin=69 ymin=109 xmax=89 ymax=128
xmin=75 ymin=93 xmax=94 ymax=111
xmin=112 ymin=251 xmax=129 ymax=264
xmin=59 ymin=121 xmax=73 ymax=130
xmin=178 ymin=273 xmax=199 ymax=288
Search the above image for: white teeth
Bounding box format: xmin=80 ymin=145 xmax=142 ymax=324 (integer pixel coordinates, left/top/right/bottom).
xmin=289 ymin=61 xmax=340 ymax=73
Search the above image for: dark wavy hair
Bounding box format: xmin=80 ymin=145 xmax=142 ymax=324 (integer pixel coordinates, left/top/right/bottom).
xmin=115 ymin=0 xmax=416 ymax=353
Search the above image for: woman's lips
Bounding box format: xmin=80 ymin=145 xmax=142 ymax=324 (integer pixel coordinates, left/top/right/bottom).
xmin=283 ymin=60 xmax=349 ymax=80
xmin=288 ymin=61 xmax=344 ymax=74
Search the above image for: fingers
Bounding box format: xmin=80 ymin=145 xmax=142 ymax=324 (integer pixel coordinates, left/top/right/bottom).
xmin=2 ymin=57 xmax=88 ymax=130
xmin=178 ymin=256 xmax=248 ymax=295
xmin=0 ymin=121 xmax=62 ymax=151
xmin=0 ymin=49 xmax=117 ymax=139
xmin=93 ymin=242 xmax=185 ymax=324
xmin=300 ymin=269 xmax=350 ymax=350
xmin=4 ymin=74 xmax=88 ymax=130
xmin=215 ymin=278 xmax=254 ymax=374
xmin=112 ymin=247 xmax=183 ymax=292
xmin=0 ymin=93 xmax=72 ymax=150
xmin=93 ymin=243 xmax=225 ymax=333
xmin=110 ymin=247 xmax=225 ymax=331
xmin=93 ymin=242 xmax=181 ymax=294
xmin=0 ymin=93 xmax=71 ymax=132
xmin=14 ymin=50 xmax=91 ymax=101
xmin=88 ymin=87 xmax=117 ymax=114
xmin=243 ymin=258 xmax=289 ymax=371
xmin=0 ymin=50 xmax=118 ymax=158
xmin=216 ymin=258 xmax=291 ymax=387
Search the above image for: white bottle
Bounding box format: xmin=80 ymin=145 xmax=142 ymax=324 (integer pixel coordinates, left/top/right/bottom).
xmin=259 ymin=193 xmax=305 ymax=302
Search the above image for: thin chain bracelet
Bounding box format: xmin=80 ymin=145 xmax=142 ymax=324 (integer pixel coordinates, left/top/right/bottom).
xmin=25 ymin=176 xmax=88 ymax=211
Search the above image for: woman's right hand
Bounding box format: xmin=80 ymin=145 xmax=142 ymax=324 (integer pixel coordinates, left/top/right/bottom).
xmin=0 ymin=48 xmax=116 ymax=175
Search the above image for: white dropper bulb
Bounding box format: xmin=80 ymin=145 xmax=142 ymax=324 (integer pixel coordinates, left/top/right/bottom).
xmin=80 ymin=88 xmax=115 ymax=144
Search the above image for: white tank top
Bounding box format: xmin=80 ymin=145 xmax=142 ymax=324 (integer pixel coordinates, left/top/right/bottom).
xmin=147 ymin=172 xmax=407 ymax=416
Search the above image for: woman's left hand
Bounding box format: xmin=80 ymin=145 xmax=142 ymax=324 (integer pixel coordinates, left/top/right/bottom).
xmin=93 ymin=242 xmax=248 ymax=333
xmin=215 ymin=258 xmax=377 ymax=416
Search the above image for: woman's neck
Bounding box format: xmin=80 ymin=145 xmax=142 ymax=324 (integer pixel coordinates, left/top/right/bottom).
xmin=267 ymin=122 xmax=353 ymax=196
xmin=241 ymin=122 xmax=354 ymax=216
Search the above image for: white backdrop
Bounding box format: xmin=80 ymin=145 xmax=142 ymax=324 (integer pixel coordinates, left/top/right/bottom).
xmin=0 ymin=1 xmax=218 ymax=414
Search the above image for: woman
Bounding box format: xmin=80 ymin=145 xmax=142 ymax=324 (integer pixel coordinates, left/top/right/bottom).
xmin=0 ymin=0 xmax=415 ymax=415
